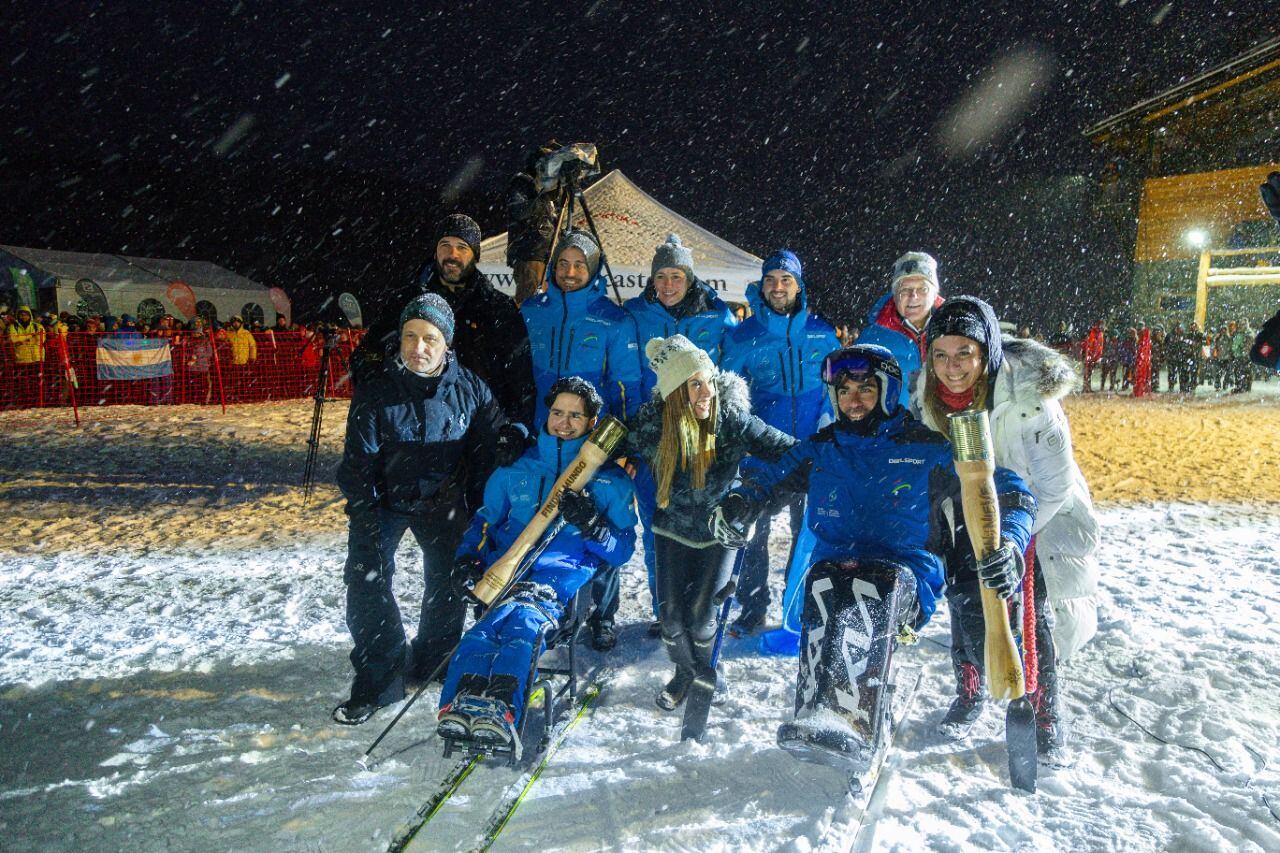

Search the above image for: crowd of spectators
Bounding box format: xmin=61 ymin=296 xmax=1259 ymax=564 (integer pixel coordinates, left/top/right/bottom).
xmin=1014 ymin=316 xmax=1270 ymax=396
xmin=0 ymin=303 xmax=365 ymax=409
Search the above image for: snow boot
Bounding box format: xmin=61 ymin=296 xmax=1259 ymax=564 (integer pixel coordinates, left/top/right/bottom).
xmin=467 ymin=698 xmax=521 ymax=760
xmin=938 ymin=661 xmax=987 ymax=740
xmin=331 ymin=671 xmax=404 ymax=726
xmin=1032 ymin=680 xmax=1071 ymax=767
xmin=436 ymin=673 xmax=490 ymax=740
xmin=728 ymin=611 xmax=765 ymax=640
xmin=656 ymin=668 xmax=695 ymax=711
xmin=590 ymin=618 xmax=617 ymax=652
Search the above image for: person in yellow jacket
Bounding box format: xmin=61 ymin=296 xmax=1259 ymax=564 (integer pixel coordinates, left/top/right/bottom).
xmin=223 ymin=315 xmax=257 ymax=402
xmin=7 ymin=306 xmax=46 ymax=407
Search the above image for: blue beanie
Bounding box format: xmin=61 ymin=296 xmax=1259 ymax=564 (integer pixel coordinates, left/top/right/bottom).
xmin=762 ymin=249 xmax=804 ymax=288
xmin=399 ymin=293 xmax=455 ymax=346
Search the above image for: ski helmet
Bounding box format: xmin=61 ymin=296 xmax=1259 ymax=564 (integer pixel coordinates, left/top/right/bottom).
xmin=821 ymin=344 xmax=903 ymax=419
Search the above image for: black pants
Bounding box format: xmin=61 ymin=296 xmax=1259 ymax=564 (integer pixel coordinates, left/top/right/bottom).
xmin=738 ymin=493 xmax=805 ymax=623
xmin=654 ymin=535 xmax=736 ymax=676
xmin=343 ymin=506 xmax=468 ymax=704
xmin=946 ymin=555 xmax=1058 ymax=722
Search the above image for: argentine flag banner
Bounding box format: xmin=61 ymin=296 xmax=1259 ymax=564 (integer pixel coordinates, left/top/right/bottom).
xmin=96 ymin=337 xmax=174 ymax=380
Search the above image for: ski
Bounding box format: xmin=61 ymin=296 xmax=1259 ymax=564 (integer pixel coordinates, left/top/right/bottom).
xmin=679 ymin=665 xmax=716 ymax=742
xmin=385 ymin=752 xmax=485 ymax=853
xmin=813 ymin=665 xmax=923 ymax=853
xmin=470 ymin=671 xmax=612 ymax=851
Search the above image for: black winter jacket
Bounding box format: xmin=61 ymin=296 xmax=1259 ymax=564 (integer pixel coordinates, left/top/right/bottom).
xmin=622 ymin=371 xmax=796 ymax=546
xmin=351 ymin=266 xmax=536 ymax=429
xmin=335 ymin=353 xmax=506 ymax=535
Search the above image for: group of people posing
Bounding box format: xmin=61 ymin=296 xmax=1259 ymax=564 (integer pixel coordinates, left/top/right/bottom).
xmin=330 ymin=212 xmax=1101 ymax=772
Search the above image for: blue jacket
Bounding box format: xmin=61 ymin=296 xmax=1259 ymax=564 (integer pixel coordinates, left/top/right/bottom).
xmin=624 ymin=278 xmax=737 ymax=399
xmin=858 ymin=293 xmax=943 ymax=410
xmin=335 ymin=353 xmax=506 ymax=528
xmin=721 ymin=282 xmax=840 ymax=439
xmin=458 ymin=429 xmax=637 ymax=571
xmin=522 ymin=271 xmax=642 ymax=423
xmin=733 ymin=409 xmax=1035 ymax=626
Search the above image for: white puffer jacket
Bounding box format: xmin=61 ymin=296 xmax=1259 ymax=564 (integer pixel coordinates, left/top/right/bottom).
xmin=915 ymin=337 xmax=1100 ymax=661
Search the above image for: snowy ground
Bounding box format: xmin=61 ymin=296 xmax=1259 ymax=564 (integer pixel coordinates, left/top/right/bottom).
xmin=2 ymin=396 xmax=1279 ymax=851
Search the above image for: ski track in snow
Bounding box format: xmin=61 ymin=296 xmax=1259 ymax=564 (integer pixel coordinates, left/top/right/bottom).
xmin=2 ymin=407 xmax=1280 ymax=851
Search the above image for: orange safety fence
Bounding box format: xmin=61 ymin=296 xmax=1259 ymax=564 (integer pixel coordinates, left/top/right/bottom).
xmin=0 ymin=329 xmax=365 ymax=418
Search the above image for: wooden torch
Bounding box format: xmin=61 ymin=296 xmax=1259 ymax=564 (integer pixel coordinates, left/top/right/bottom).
xmin=470 ymin=416 xmax=628 ymax=605
xmin=947 ymin=409 xmax=1026 ymax=701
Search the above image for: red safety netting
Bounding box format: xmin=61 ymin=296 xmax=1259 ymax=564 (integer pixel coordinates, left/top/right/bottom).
xmin=0 ymin=329 xmax=364 ymax=417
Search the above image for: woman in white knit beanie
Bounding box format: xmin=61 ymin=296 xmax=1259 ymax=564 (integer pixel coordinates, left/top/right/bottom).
xmin=618 ymin=335 xmax=795 ymax=720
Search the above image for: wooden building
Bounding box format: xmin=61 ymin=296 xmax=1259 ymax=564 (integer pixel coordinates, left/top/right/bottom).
xmin=1085 ymin=37 xmax=1280 ymax=329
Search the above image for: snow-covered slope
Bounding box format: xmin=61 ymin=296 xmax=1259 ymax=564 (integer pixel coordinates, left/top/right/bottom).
xmin=2 ymin=399 xmax=1278 ymax=851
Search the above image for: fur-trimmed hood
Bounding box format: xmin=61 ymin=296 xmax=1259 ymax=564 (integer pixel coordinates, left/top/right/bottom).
xmin=996 ymin=336 xmax=1078 ymax=403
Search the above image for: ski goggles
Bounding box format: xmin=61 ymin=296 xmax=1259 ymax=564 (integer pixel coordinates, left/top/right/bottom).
xmin=821 ymin=351 xmax=879 ymax=385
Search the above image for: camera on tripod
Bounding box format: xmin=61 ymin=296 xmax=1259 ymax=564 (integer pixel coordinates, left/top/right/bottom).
xmin=536 ymin=143 xmax=600 ymax=193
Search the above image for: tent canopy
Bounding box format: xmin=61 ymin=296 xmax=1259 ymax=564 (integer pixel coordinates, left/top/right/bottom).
xmin=479 ymin=170 xmax=762 ymax=304
xmin=0 ymin=245 xmax=266 ymax=291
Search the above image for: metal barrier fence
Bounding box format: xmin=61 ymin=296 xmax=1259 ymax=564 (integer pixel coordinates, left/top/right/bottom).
xmin=0 ymin=329 xmax=364 ymax=422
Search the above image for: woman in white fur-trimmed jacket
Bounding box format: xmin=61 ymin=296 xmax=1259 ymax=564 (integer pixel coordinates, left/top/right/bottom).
xmin=914 ymin=296 xmax=1100 ymax=760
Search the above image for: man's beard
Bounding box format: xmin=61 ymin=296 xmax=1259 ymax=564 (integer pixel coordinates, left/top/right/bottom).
xmin=438 ymin=258 xmax=476 ymax=285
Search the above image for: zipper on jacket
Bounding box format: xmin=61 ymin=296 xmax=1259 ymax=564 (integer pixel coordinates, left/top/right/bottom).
xmin=564 ymin=328 xmax=576 ymax=374
xmin=786 ymin=314 xmax=798 ymax=434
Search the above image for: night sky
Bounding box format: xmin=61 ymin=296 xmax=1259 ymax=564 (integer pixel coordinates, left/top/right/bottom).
xmin=3 ymin=1 xmax=1274 ymax=327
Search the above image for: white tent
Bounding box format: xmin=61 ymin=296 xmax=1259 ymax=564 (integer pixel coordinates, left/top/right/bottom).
xmin=478 ymin=170 xmax=762 ymax=305
xmin=0 ymin=245 xmax=288 ymax=327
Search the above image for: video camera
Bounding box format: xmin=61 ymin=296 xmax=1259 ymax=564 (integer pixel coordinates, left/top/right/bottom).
xmin=536 ymin=142 xmax=600 ymax=194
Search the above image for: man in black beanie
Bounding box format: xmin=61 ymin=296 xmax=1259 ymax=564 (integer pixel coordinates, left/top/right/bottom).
xmin=351 ymin=213 xmax=536 ymax=429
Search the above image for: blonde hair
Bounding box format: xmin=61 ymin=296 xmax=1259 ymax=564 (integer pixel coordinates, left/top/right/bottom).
xmin=922 ymin=344 xmax=990 ymax=432
xmin=654 ymin=383 xmax=719 ymax=509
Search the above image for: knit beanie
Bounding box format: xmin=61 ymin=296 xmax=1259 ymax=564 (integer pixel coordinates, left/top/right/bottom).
xmin=399 ymin=292 xmax=455 ymax=346
xmin=645 ymin=334 xmax=716 ymax=401
xmin=552 ymin=228 xmax=602 ymax=282
xmin=891 ymin=252 xmax=940 ymax=292
xmin=925 ymin=295 xmax=1003 ymax=376
xmin=762 ymin=249 xmax=804 ymax=289
xmin=651 ymin=233 xmax=695 ymax=283
xmin=436 ymin=213 xmax=482 ymax=259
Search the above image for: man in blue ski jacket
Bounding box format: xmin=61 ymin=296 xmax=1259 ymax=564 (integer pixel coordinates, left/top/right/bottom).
xmin=522 ymin=228 xmax=642 ymax=424
xmin=624 ymin=233 xmax=738 ymax=635
xmin=522 ymin=228 xmax=642 ymax=648
xmin=438 ymin=377 xmax=637 ymax=756
xmin=711 ymin=344 xmax=1035 ymax=769
xmin=720 ymin=249 xmax=840 ymax=640
xmin=858 ymin=251 xmax=945 ymax=410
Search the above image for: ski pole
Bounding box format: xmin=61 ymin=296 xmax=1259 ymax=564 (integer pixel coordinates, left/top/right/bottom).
xmin=359 ymin=518 xmax=567 ymax=768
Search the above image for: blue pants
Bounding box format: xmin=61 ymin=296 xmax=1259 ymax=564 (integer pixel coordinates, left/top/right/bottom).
xmin=439 ymin=551 xmax=595 ymax=727
xmin=343 ymin=507 xmax=467 ymax=706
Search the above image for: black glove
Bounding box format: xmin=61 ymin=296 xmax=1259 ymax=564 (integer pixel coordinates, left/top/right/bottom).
xmin=453 ymin=554 xmax=486 ymax=600
xmin=1262 ymin=172 xmax=1280 ymax=225
xmin=559 ymin=488 xmax=606 ymax=542
xmin=709 ymin=492 xmax=759 ymax=549
xmin=975 ymin=540 xmax=1024 ymax=600
xmin=493 ymin=423 xmax=531 ymax=469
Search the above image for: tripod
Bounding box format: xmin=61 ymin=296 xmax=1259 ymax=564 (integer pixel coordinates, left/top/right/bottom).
xmin=302 ymin=328 xmax=340 ymax=507
xmin=548 ymin=170 xmax=624 ymax=305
